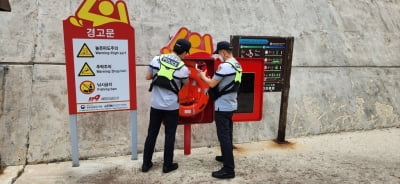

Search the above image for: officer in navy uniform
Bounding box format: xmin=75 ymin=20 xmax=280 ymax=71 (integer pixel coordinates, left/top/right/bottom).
xmin=198 ymin=41 xmax=242 ymax=179
xmin=142 ymin=39 xmax=191 ymax=173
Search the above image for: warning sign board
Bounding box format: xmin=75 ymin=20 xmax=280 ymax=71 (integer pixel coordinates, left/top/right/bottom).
xmin=63 ymin=0 xmax=139 ymax=166
xmin=63 ymin=0 xmax=137 ymax=114
xmin=78 ymin=62 xmax=95 ymax=76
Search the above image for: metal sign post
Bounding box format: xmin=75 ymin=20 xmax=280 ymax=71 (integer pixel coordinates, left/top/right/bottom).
xmin=63 ymin=0 xmax=137 ymax=166
xmin=277 ymin=37 xmax=294 ymax=143
xmin=130 ymin=110 xmax=138 ymax=160
xmin=69 ymin=115 xmax=79 ymax=166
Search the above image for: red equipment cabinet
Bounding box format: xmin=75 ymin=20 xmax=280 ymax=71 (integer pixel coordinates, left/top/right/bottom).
xmin=233 ymin=58 xmax=264 ymax=122
xmin=211 ymin=57 xmax=264 ymax=122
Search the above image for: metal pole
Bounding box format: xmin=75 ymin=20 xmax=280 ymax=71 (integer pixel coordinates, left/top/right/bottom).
xmin=184 ymin=124 xmax=191 ymax=155
xmin=69 ymin=114 xmax=80 ymax=167
xmin=277 ymin=88 xmax=289 ymax=143
xmin=276 ymin=37 xmax=294 ymax=143
xmin=131 ymin=110 xmax=138 ymax=160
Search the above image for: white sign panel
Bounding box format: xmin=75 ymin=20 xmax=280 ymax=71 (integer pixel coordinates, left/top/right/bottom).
xmin=73 ymin=39 xmax=130 ymax=112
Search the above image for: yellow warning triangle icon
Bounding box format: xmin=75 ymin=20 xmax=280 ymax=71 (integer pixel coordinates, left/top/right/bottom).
xmin=78 ymin=62 xmax=95 ymax=76
xmin=77 ymin=43 xmax=94 ymax=57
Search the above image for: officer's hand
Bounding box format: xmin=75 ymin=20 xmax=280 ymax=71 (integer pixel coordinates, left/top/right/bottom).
xmin=197 ymin=69 xmax=207 ymax=80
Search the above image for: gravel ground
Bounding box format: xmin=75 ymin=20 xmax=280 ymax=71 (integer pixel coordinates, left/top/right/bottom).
xmin=1 ymin=128 xmax=399 ymax=184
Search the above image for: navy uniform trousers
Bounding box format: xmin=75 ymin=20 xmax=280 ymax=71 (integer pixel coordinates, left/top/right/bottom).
xmin=143 ymin=107 xmax=178 ymax=167
xmin=215 ymin=110 xmax=235 ymax=172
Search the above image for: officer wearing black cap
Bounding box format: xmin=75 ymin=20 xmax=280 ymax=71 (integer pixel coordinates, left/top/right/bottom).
xmin=142 ymin=38 xmax=191 ymax=173
xmin=198 ymin=41 xmax=242 ymax=179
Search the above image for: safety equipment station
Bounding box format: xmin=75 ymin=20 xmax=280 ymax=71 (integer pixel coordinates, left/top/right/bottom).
xmin=161 ymin=28 xmax=271 ymax=154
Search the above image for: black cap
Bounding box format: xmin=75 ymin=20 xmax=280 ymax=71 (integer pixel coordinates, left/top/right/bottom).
xmin=174 ymin=39 xmax=191 ymax=53
xmin=213 ymin=41 xmax=233 ymax=54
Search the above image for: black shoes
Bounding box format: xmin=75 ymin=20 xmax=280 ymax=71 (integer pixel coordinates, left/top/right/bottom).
xmin=141 ymin=162 xmax=153 ymax=172
xmin=215 ymin=156 xmax=224 ymax=162
xmin=162 ymin=163 xmax=179 ymax=173
xmin=212 ymin=169 xmax=235 ymax=179
xmin=142 ymin=162 xmax=178 ymax=173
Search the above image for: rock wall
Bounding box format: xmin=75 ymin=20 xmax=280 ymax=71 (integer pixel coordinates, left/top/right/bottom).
xmin=0 ymin=0 xmax=399 ymax=166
